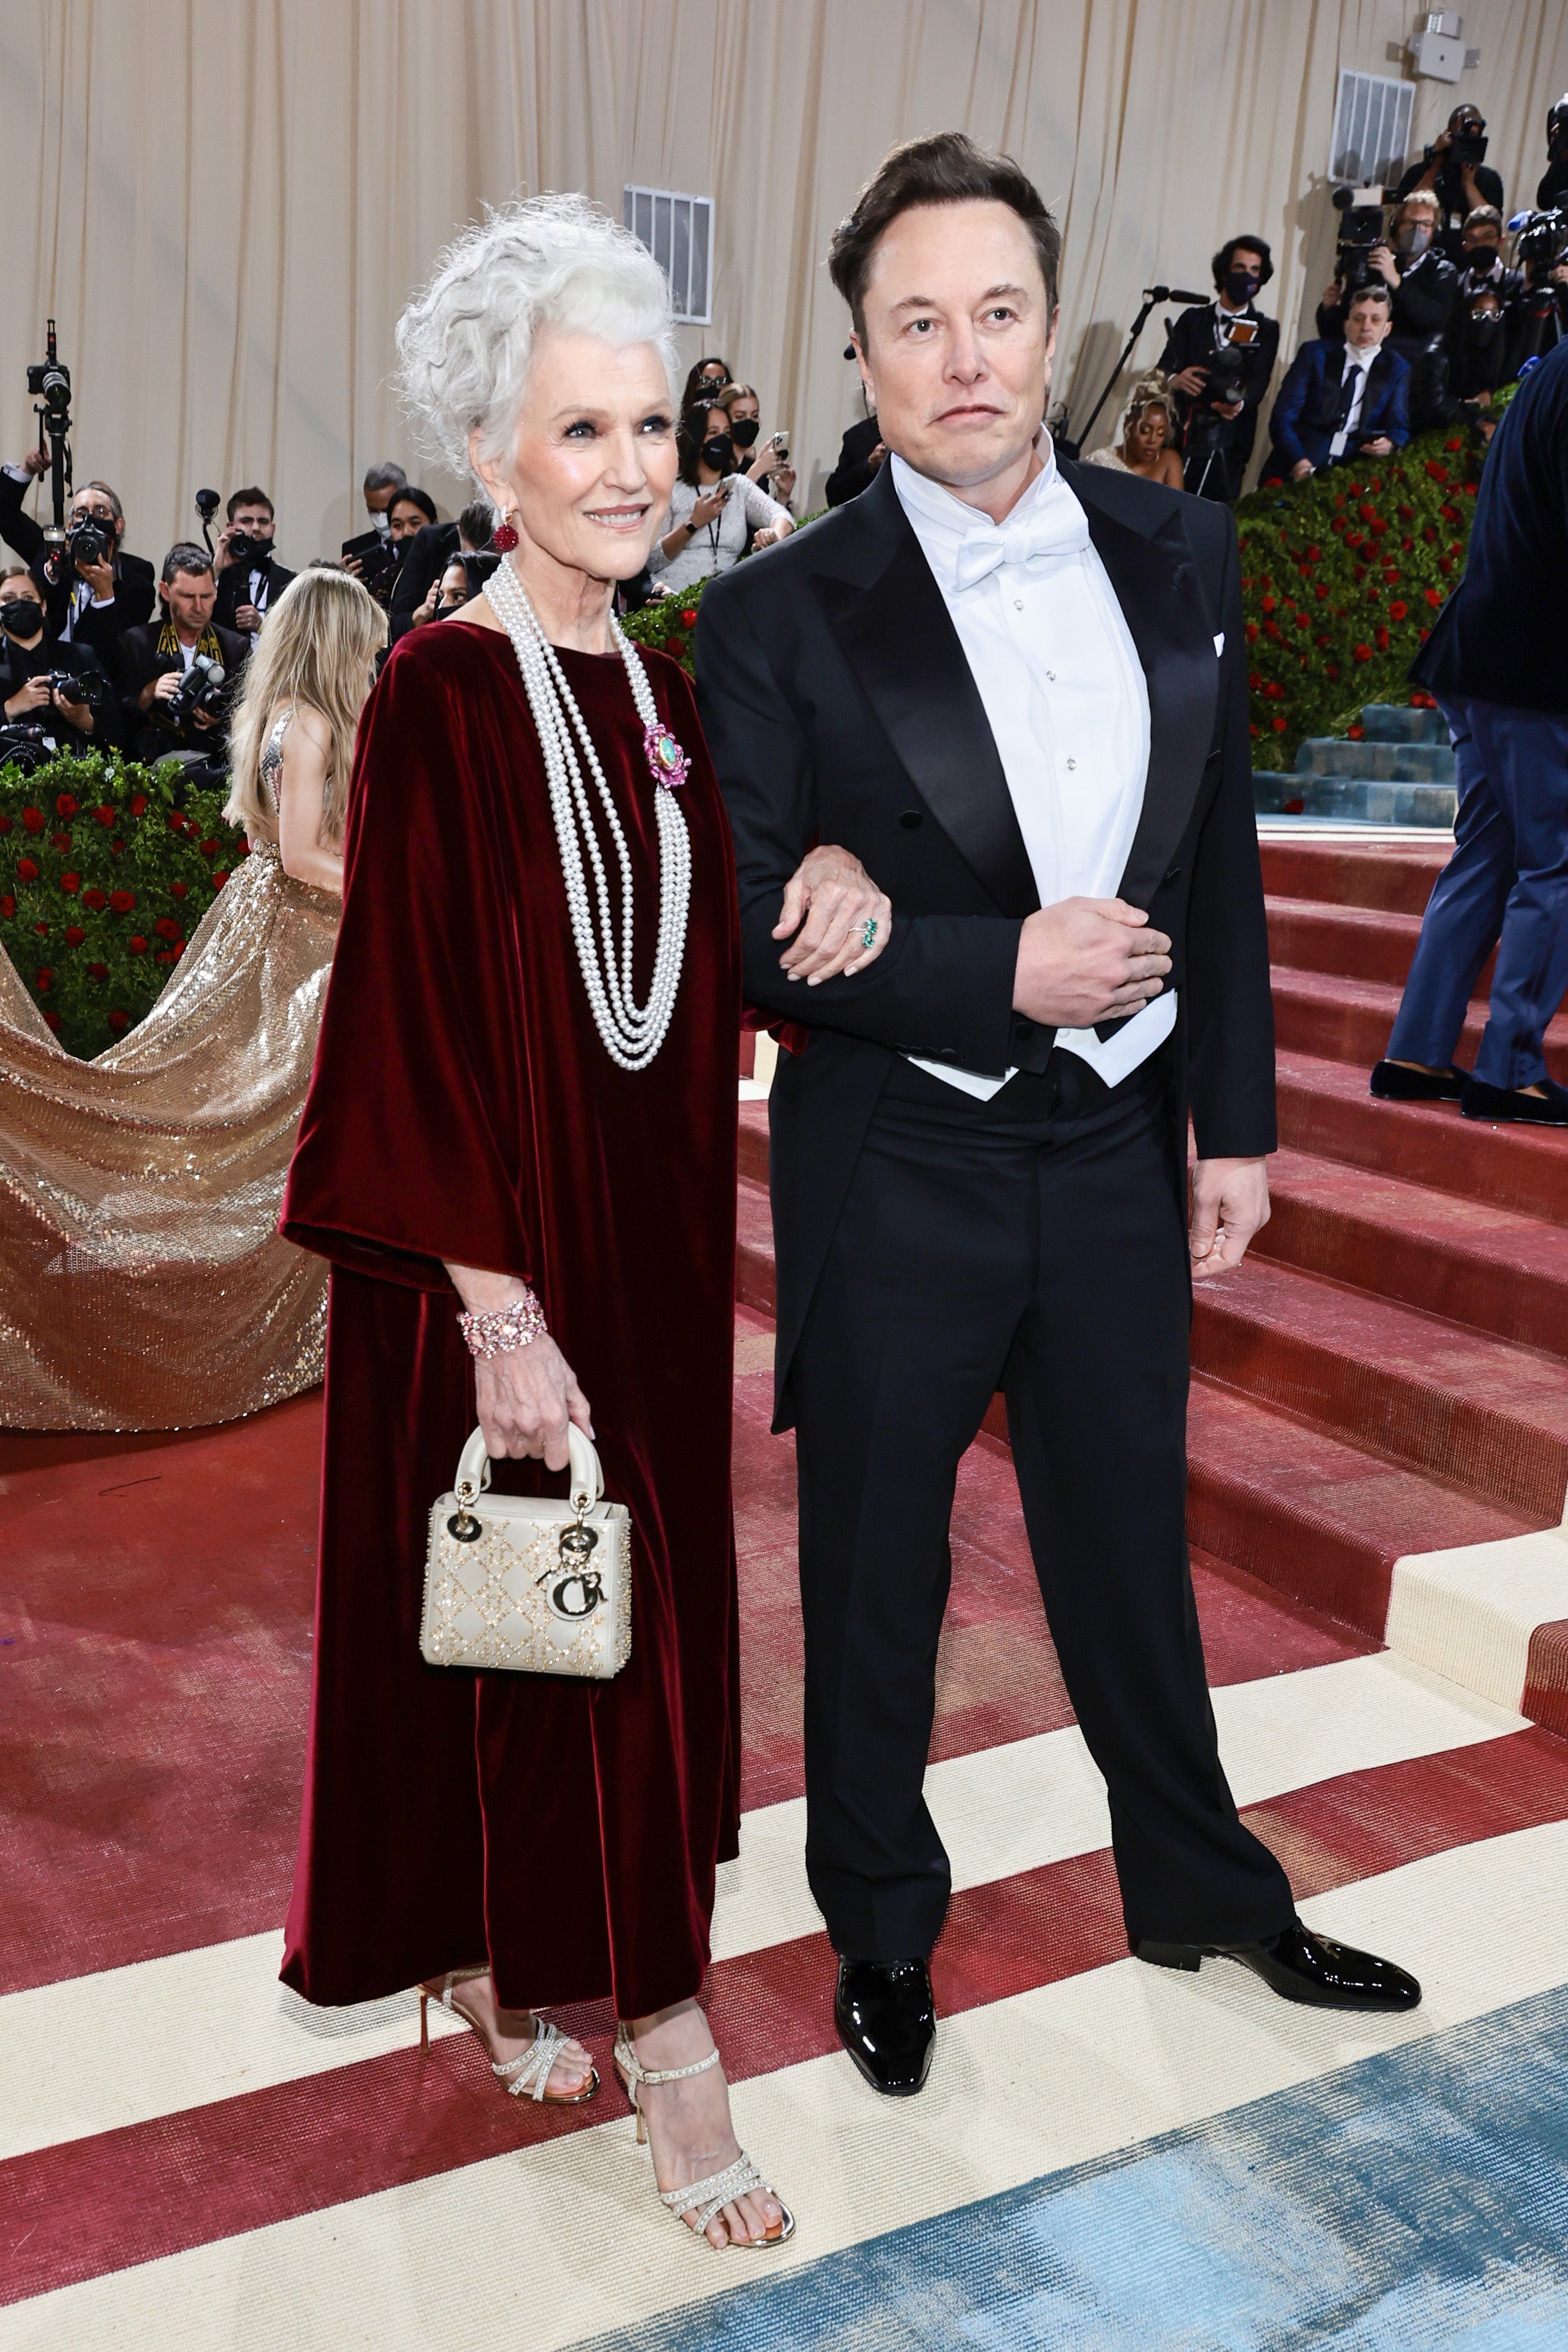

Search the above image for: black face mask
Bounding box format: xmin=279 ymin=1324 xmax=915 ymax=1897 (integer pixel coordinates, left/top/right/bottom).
xmin=728 ymin=416 xmax=760 ymax=449
xmin=0 ymin=599 xmax=43 ymax=638
xmin=701 ymin=432 xmax=735 ymax=472
xmin=1468 ymin=310 xmax=1503 ymax=337
xmin=1224 ymin=269 xmax=1261 ymax=305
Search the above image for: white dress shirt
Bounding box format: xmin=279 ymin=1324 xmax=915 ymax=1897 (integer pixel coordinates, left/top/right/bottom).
xmin=1329 ymin=344 xmax=1378 ymax=460
xmin=892 ymin=438 xmax=1174 ymax=1099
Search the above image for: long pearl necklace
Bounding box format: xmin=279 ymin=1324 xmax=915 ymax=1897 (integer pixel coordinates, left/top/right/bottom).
xmin=488 ymin=555 xmax=691 ymax=1073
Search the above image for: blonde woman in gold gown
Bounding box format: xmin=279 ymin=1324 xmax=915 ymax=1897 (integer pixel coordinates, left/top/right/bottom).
xmin=0 ymin=567 xmax=384 ymax=1430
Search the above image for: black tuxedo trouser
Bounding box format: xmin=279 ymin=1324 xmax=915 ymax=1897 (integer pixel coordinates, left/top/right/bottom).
xmin=791 ymin=1049 xmax=1295 ymax=1963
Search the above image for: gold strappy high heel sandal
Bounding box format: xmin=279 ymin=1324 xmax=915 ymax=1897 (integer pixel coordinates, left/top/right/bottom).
xmin=613 ymin=2024 xmax=795 ymax=2248
xmin=418 ymin=1966 xmax=600 ymax=2105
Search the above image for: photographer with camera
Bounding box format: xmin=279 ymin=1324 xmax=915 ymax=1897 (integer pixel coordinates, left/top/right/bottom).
xmin=0 ymin=459 xmax=155 ymax=666
xmin=1394 ymin=103 xmax=1506 ymax=263
xmin=1506 ymin=208 xmax=1568 ymax=378
xmin=0 ymin=563 xmax=120 ymax=763
xmin=645 ymin=400 xmax=793 ymax=594
xmin=1265 ymin=284 xmax=1410 ymax=482
xmin=1318 ymin=191 xmax=1457 ymax=429
xmin=118 ymin=544 xmax=249 ymax=767
xmin=394 ymin=496 xmax=497 ymax=641
xmin=1158 ymin=235 xmax=1279 ymax=500
xmin=213 ymin=487 xmax=295 ymax=644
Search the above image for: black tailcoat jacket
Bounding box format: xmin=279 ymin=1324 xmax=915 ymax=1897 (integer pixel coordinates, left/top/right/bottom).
xmin=695 ymin=456 xmax=1275 ymax=1428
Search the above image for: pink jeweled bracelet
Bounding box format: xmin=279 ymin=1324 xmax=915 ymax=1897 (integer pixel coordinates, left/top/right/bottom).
xmin=457 ymin=1287 xmax=547 ymax=1359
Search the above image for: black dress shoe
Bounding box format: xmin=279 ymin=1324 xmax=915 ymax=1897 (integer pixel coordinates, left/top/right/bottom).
xmin=1460 ymin=1074 xmax=1568 ymax=1125
xmin=834 ymin=1958 xmax=936 ymax=2096
xmin=1370 ymin=1058 xmax=1468 ymax=1102
xmin=1133 ymin=1918 xmax=1421 ymax=2013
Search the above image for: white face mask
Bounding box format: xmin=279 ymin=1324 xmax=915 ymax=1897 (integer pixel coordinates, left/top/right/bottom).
xmin=372 ymin=509 xmax=391 ymax=538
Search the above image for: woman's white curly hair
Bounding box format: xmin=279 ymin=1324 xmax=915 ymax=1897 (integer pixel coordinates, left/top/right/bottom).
xmin=395 ymin=192 xmax=678 ymax=487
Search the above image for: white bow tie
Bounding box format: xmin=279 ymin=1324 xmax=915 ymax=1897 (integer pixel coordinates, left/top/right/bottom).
xmin=950 ymin=494 xmax=1091 ymax=593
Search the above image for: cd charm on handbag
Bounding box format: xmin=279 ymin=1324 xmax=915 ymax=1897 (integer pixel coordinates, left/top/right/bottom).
xmin=421 ymin=1423 xmax=631 ymax=1679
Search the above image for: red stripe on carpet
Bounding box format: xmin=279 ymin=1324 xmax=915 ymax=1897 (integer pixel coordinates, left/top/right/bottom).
xmin=2 ymin=1315 xmax=1366 ymax=1995
xmin=6 ymin=1725 xmax=1565 ymax=2310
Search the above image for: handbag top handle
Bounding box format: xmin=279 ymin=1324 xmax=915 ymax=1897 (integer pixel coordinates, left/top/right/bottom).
xmin=453 ymin=1422 xmax=604 ymax=1515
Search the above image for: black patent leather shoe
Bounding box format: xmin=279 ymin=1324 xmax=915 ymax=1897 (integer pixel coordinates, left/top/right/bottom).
xmin=1133 ymin=1918 xmax=1421 ymax=2013
xmin=834 ymin=1958 xmax=936 ymax=2096
xmin=1370 ymin=1058 xmax=1467 ymax=1102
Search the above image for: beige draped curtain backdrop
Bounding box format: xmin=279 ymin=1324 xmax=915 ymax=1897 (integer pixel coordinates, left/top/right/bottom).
xmin=3 ymin=0 xmax=1566 ymax=558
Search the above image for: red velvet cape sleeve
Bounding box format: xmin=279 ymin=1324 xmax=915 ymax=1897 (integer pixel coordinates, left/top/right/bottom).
xmin=280 ymin=631 xmax=535 ymax=1294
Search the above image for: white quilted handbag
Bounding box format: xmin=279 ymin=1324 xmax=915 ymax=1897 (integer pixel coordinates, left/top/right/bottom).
xmin=420 ymin=1423 xmax=631 ymax=1679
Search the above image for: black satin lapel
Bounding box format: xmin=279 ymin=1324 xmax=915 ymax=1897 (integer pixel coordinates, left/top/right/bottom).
xmin=1077 ymin=495 xmax=1220 ymax=909
xmin=816 ymin=525 xmax=1040 ymax=919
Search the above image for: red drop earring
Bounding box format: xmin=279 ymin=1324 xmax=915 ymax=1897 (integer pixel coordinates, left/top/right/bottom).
xmin=492 ymin=516 xmax=519 ymax=553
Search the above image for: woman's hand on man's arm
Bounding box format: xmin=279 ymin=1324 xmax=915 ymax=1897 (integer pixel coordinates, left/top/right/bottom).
xmin=773 ymin=844 xmax=892 ymax=983
xmin=444 ymin=1261 xmax=592 ymax=1472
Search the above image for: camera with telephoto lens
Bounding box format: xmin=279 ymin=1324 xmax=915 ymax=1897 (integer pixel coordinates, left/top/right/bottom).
xmin=0 ymin=720 xmax=60 ymax=774
xmin=1516 ymin=205 xmax=1568 ymax=276
xmin=1332 ymin=188 xmax=1387 ymax=296
xmin=226 ymin=528 xmax=271 ymax=567
xmin=48 ymin=669 xmax=99 ymax=710
xmin=164 ymin=652 xmax=227 ymax=731
xmin=64 ymin=513 xmax=113 ymax=569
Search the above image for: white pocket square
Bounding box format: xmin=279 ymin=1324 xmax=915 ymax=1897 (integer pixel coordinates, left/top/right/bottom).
xmin=1214 ymin=631 xmax=1225 ymax=657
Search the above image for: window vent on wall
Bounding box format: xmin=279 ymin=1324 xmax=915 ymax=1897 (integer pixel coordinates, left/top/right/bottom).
xmin=623 ymin=186 xmax=713 ymax=324
xmin=1329 ymin=70 xmax=1415 ymax=187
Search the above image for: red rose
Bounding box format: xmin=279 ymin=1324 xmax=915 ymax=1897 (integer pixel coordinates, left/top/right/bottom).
xmin=155 ymin=949 xmax=175 ymax=965
xmin=664 ymin=632 xmax=687 ymax=655
xmin=1371 ymin=518 xmax=1388 ymax=535
xmin=110 ymin=837 xmax=124 ymax=855
xmin=680 ymin=608 xmax=698 ymax=626
xmin=1390 ymin=600 xmax=1408 ymax=619
xmin=1245 ymin=621 xmax=1259 ymax=641
xmin=1358 ymin=501 xmax=1376 ymax=522
xmin=0 ymin=894 xmax=13 ymax=917
xmin=1423 ymin=525 xmax=1438 ymax=544
xmin=129 ymin=794 xmax=148 ymax=816
xmin=35 ymin=968 xmax=52 ymax=989
xmin=211 ymin=869 xmax=229 ymax=889
xmin=55 ymin=792 xmax=77 ymax=817
xmin=1438 ymin=557 xmax=1453 ymax=575
xmin=1272 ymin=715 xmax=1287 ymax=732
xmin=1444 ymin=436 xmax=1463 ymax=451
xmin=1306 ymin=545 xmax=1321 ymax=561
xmin=199 ymin=838 xmax=219 ymax=858
xmin=1315 ymin=582 xmax=1328 ymax=601
xmin=1261 ymin=594 xmax=1275 ymax=613
xmin=1425 ymin=587 xmax=1443 ymax=607
xmin=152 ymin=916 xmax=181 ymax=941
xmin=171 ymin=880 xmax=189 ymax=900
xmin=167 ymin=813 xmax=186 ymax=835
xmin=1264 ymin=620 xmax=1281 ymax=641
xmin=60 ymin=870 xmax=80 ymax=894
xmin=1375 ymin=627 xmax=1389 ymax=651
xmin=51 ymin=832 xmax=72 ymax=852
xmin=33 ymin=920 xmax=48 ymax=936
xmin=237 ymin=839 xmax=250 ymax=856
xmin=42 ymin=1011 xmax=60 ymax=1033
xmin=82 ymin=886 xmax=107 ymax=910
xmin=1397 ymin=503 xmax=1414 ymax=520
xmin=108 ymin=1008 xmax=129 ymax=1030
xmin=1353 ymin=643 xmax=1373 ymax=662
xmin=21 ymin=807 xmax=45 ymax=833
xmin=0 ymin=814 xmax=10 ymax=833
xmin=1325 ymin=663 xmax=1340 ymax=679
xmin=1383 ymin=566 xmax=1400 ymax=584
xmin=171 ymin=940 xmax=186 ymax=961
xmin=1348 ymin=724 xmax=1366 ymax=740
xmin=1265 ymin=681 xmax=1286 ymax=700
xmin=1347 ymin=481 xmax=1362 ymax=496
xmin=1248 ymin=670 xmax=1262 ymax=689
xmin=64 ymin=924 xmax=85 ymax=946
xmin=95 ymin=804 xmax=116 ymax=826
xmin=87 ymin=961 xmax=108 ymax=979
xmin=16 ymin=855 xmax=39 ymax=881
xmin=1439 ymin=503 xmax=1458 ymax=522
xmin=1249 ymin=722 xmax=1260 ymax=739
xmin=1401 ymin=536 xmax=1413 ymax=551
xmin=128 ymin=934 xmax=148 ymax=955
xmin=108 ymin=889 xmax=136 ymax=912
xmin=1425 ymin=460 xmax=1448 ymax=482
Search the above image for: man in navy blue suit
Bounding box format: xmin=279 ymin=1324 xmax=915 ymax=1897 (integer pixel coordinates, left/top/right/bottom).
xmin=1263 ymin=285 xmax=1411 ymax=484
xmin=1375 ymin=339 xmax=1568 ymax=1122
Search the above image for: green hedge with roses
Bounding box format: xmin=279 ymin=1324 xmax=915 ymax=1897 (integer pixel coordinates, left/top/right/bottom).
xmin=1233 ymin=416 xmax=1500 ymax=770
xmin=0 ymin=753 xmax=247 ymax=1059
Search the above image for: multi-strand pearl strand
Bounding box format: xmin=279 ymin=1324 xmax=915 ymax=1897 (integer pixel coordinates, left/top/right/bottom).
xmin=488 ymin=557 xmax=691 ymax=1073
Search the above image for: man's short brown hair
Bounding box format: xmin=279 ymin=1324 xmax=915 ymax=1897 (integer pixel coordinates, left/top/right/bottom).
xmin=828 ymin=132 xmax=1061 ymax=339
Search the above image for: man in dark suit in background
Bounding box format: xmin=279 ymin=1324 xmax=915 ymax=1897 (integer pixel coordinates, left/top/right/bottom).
xmin=699 ymin=132 xmax=1419 ymax=2105
xmin=119 ymin=543 xmax=249 ymax=766
xmin=1317 ymin=193 xmax=1458 ymax=429
xmin=0 ymin=453 xmax=155 ymax=679
xmin=1375 ymin=337 xmax=1568 ymax=1124
xmin=825 ymin=410 xmax=886 ymax=505
xmin=212 ymin=487 xmax=295 ymax=644
xmin=1159 ymin=235 xmax=1280 ymax=500
xmin=1264 ymin=284 xmax=1411 ymax=480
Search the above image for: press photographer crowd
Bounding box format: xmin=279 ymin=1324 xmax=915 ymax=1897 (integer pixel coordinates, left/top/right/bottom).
xmin=2 ymin=93 xmax=1564 ymax=796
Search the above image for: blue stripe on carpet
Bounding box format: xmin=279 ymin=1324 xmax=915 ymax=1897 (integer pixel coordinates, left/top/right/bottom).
xmin=571 ymin=1984 xmax=1568 ymax=2350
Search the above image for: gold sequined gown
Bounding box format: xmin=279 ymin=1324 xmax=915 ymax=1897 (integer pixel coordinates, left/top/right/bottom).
xmin=0 ymin=713 xmax=336 ymax=1428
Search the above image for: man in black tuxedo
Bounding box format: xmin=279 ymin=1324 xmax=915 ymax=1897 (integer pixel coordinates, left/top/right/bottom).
xmin=212 ymin=487 xmax=295 ymax=644
xmin=698 ymin=132 xmax=1419 ymax=2099
xmin=825 ymin=412 xmax=886 ymax=506
xmin=1158 ymin=235 xmax=1280 ymax=500
xmin=0 ymin=455 xmax=155 ymax=678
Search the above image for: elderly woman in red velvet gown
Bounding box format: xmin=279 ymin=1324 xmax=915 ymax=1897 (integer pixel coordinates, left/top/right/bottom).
xmin=278 ymin=196 xmax=888 ymax=2254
